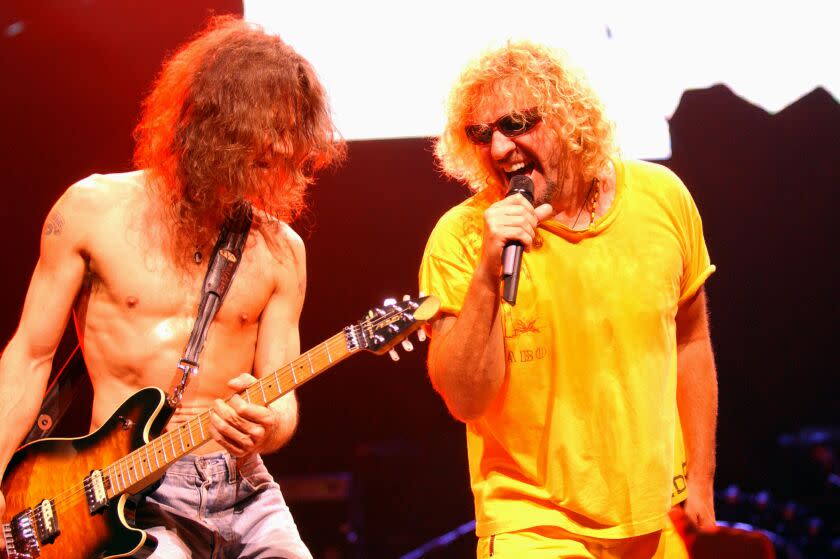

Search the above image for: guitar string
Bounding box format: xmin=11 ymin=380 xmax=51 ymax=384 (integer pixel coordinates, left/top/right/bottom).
xmin=49 ymin=337 xmax=351 ymax=513
xmin=47 ymin=305 xmax=417 ymax=513
xmin=48 ymin=334 xmax=348 ymax=512
xmin=45 ymin=311 xmax=409 ymax=512
xmin=48 ymin=315 xmax=393 ymax=511
xmin=49 ymin=334 xmax=340 ymax=512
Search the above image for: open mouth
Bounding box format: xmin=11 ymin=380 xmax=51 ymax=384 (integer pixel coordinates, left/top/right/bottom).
xmin=504 ymin=161 xmax=536 ymax=182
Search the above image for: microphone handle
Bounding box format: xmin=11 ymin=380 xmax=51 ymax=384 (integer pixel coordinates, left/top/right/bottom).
xmin=501 ymin=242 xmax=524 ymax=304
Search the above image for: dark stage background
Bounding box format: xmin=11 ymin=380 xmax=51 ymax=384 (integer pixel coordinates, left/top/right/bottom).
xmin=1 ymin=2 xmax=837 ymax=558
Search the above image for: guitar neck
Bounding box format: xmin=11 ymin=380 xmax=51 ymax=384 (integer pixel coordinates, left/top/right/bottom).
xmin=104 ymin=331 xmax=356 ymax=497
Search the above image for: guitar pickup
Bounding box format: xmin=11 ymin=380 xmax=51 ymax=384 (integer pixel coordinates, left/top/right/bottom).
xmin=33 ymin=499 xmax=59 ymax=545
xmin=84 ymin=470 xmax=109 ymax=514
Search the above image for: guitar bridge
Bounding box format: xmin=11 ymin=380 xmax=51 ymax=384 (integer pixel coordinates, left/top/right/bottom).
xmin=3 ymin=508 xmax=41 ymax=558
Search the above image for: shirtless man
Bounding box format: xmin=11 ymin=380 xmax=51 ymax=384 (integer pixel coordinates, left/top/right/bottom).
xmin=0 ymin=16 xmax=343 ymax=558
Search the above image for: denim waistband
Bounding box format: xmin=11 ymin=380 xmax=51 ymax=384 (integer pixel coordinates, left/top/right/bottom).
xmin=163 ymin=452 xmax=262 ymax=482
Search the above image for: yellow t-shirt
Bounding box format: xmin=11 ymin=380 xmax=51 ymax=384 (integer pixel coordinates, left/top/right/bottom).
xmin=419 ymin=159 xmax=714 ymax=539
xmin=672 ymin=414 xmax=688 ymax=507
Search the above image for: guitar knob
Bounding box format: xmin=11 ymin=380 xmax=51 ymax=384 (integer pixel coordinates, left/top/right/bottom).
xmin=403 ymin=294 xmax=419 ymax=309
xmin=388 ymin=349 xmax=400 ymax=361
xmin=401 ymin=339 xmax=414 ymax=352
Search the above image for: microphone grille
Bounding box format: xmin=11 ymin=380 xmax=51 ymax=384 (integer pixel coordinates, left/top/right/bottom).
xmin=507 ymin=175 xmax=534 ymax=202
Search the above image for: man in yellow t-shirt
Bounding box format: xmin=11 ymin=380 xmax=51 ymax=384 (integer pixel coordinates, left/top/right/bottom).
xmin=419 ymin=41 xmax=717 ymax=558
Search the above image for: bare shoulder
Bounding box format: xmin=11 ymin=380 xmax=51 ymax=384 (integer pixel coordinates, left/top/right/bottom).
xmin=43 ymin=171 xmax=143 ymax=243
xmin=56 ymin=171 xmax=144 ymax=217
xmin=251 ymin=211 xmax=306 ymax=296
xmin=252 ymin=210 xmax=305 ymax=267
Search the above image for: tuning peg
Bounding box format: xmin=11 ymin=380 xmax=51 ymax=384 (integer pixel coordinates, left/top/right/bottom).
xmin=416 ymin=329 xmax=427 ymax=342
xmin=388 ymin=348 xmax=400 ymax=361
xmin=383 ymin=297 xmax=397 ymax=307
xmin=401 ymin=339 xmax=414 ymax=352
xmin=402 ymin=294 xmax=411 ymax=301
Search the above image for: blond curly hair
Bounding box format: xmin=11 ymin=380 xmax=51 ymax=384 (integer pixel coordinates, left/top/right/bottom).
xmin=435 ymin=41 xmax=615 ymax=194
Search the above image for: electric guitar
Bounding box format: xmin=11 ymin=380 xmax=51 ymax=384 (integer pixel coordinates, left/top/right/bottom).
xmin=1 ymin=295 xmax=439 ymax=559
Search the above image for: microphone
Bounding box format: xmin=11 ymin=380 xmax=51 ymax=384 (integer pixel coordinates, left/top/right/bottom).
xmin=501 ymin=175 xmax=534 ymax=305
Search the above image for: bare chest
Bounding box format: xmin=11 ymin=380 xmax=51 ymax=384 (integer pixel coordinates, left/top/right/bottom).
xmin=82 ymin=218 xmax=272 ymax=325
xmin=75 ymin=219 xmax=275 ymax=395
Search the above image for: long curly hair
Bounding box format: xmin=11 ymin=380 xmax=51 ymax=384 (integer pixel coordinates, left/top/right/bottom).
xmin=134 ymin=15 xmax=345 ymax=257
xmin=435 ymin=41 xmax=615 ymax=194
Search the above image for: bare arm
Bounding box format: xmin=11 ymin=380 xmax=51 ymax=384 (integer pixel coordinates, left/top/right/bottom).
xmin=427 ymin=196 xmax=554 ymax=421
xmin=252 ymin=227 xmax=303 ymax=452
xmin=0 ymin=195 xmax=88 ymax=515
xmin=675 ymin=287 xmax=718 ymax=528
xmin=209 ymin=223 xmax=304 ymax=456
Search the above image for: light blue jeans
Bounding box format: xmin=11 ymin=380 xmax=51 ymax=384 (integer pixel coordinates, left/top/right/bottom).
xmin=135 ymin=452 xmax=312 ymax=559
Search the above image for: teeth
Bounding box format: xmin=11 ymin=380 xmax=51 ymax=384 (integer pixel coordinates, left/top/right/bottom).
xmin=506 ymin=162 xmax=526 ymax=173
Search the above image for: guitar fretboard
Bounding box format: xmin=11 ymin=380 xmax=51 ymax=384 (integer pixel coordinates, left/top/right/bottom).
xmin=103 ymin=332 xmax=355 ymax=496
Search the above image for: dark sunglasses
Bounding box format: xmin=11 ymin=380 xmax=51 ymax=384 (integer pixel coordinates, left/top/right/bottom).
xmin=464 ymin=107 xmax=542 ymax=145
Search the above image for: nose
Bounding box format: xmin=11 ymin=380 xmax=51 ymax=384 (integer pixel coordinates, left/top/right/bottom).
xmin=489 ymin=130 xmax=516 ymax=161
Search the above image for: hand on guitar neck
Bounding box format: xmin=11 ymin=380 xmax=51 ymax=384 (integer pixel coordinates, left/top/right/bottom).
xmin=207 ymin=372 xmax=295 ymax=457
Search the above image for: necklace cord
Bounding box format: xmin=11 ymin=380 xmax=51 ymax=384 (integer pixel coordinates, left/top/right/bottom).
xmin=572 ymin=178 xmax=599 ymax=229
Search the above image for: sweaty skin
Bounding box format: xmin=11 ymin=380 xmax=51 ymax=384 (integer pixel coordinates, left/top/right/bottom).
xmin=0 ymin=171 xmax=303 ymax=523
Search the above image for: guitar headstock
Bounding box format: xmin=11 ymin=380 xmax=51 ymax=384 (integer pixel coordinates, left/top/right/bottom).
xmin=344 ymin=294 xmax=440 ymax=360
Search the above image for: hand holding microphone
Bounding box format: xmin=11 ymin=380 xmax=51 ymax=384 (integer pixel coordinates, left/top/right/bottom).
xmin=479 ymin=175 xmax=554 ymax=305
xmin=501 ymin=175 xmax=535 ymax=304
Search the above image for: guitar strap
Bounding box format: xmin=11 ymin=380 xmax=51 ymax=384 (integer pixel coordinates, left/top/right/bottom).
xmin=142 ymin=202 xmax=251 ymax=500
xmin=23 ymin=202 xmax=253 ymax=443
xmin=22 ymin=344 xmax=88 ymax=444
xmin=167 ymin=201 xmax=253 ymax=408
